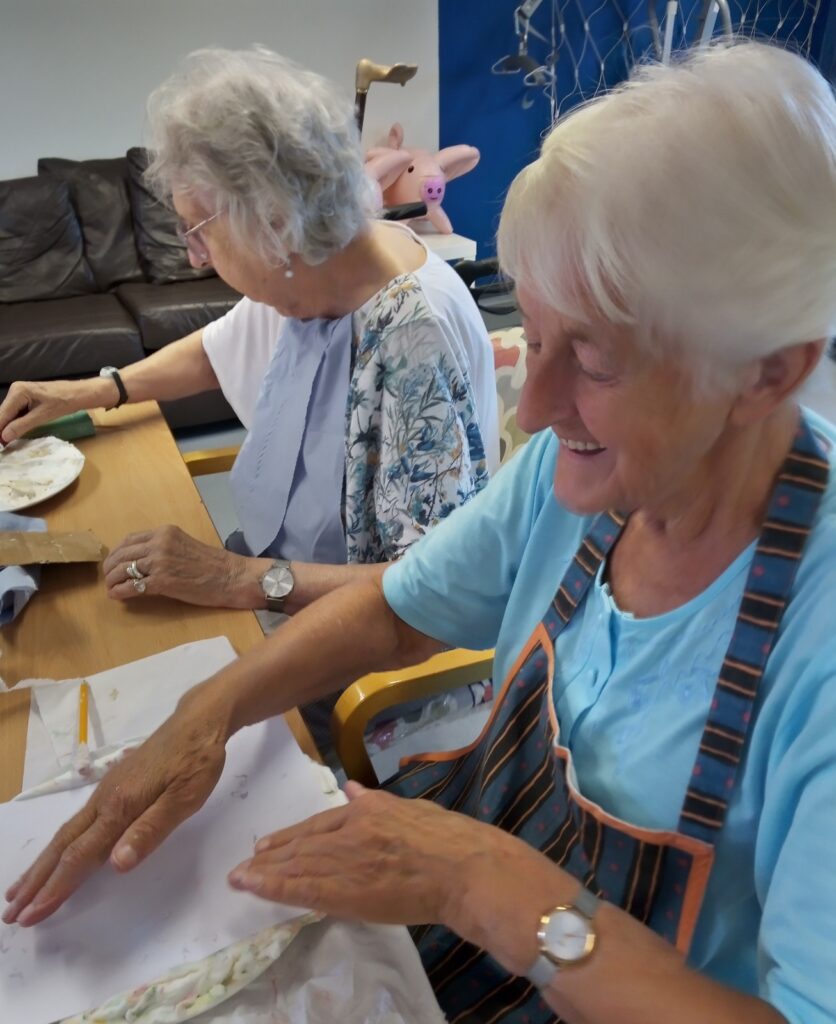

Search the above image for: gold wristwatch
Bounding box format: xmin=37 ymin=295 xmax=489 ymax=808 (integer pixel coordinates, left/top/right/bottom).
xmin=526 ymin=886 xmax=598 ymax=990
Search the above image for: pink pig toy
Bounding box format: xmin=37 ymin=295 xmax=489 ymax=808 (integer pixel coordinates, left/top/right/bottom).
xmin=365 ymin=123 xmax=480 ymax=234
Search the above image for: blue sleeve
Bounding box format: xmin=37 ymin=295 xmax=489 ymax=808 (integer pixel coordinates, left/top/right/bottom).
xmin=383 ymin=431 xmax=558 ymax=651
xmin=755 ymin=667 xmax=836 ymax=1023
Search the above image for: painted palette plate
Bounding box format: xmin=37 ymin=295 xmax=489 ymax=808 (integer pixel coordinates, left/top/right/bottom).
xmin=0 ymin=436 xmax=85 ymax=512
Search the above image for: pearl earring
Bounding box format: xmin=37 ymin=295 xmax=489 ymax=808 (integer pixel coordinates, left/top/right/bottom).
xmin=284 ymin=267 xmax=294 ymax=279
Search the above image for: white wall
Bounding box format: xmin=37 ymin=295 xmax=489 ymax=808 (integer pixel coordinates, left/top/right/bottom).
xmin=0 ymin=0 xmax=438 ymax=180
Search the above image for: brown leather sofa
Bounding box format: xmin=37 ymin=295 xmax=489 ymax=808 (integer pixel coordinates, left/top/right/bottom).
xmin=0 ymin=149 xmax=241 ymax=430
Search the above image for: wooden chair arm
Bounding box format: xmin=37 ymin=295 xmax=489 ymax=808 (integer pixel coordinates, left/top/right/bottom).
xmin=183 ymin=445 xmax=240 ymax=477
xmin=332 ymin=647 xmax=494 ymax=787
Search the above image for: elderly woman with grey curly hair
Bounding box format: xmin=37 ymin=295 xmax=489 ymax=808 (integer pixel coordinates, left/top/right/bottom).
xmin=7 ymin=40 xmax=836 ymax=1024
xmin=0 ymin=47 xmax=499 ymax=618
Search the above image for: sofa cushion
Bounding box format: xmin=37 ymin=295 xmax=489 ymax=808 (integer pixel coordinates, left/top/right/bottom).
xmin=0 ymin=176 xmax=97 ymax=303
xmin=116 ymin=278 xmax=241 ymax=351
xmin=38 ymin=157 xmax=144 ymax=290
xmin=125 ymin=148 xmax=214 ymax=285
xmin=0 ymin=294 xmax=143 ymax=381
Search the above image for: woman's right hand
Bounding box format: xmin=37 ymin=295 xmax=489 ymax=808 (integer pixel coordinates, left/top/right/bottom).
xmin=0 ymin=379 xmax=104 ymax=444
xmin=2 ymin=688 xmax=230 ymax=926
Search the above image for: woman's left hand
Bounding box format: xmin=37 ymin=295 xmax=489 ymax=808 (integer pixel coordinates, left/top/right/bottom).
xmin=229 ymin=782 xmax=569 ymax=976
xmin=103 ymin=525 xmax=256 ymax=607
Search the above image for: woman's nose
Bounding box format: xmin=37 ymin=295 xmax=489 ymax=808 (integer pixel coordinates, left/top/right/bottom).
xmin=187 ymin=248 xmax=211 ymax=270
xmin=515 ymin=354 xmax=573 ymax=435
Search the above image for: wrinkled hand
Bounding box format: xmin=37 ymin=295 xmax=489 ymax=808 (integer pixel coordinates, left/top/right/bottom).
xmin=0 ymin=379 xmax=93 ymax=444
xmin=103 ymin=525 xmax=258 ymax=607
xmin=229 ymin=782 xmax=566 ymax=975
xmin=3 ymin=694 xmax=228 ymax=927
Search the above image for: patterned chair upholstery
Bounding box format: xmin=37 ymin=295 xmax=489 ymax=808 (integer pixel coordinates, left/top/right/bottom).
xmin=490 ymin=326 xmax=529 ymax=464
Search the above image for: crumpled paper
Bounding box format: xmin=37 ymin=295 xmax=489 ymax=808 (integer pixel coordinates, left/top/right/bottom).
xmin=192 ymin=918 xmax=447 ymax=1024
xmin=0 ymin=511 xmax=46 ymax=625
xmin=59 ymin=915 xmax=322 ymax=1024
xmin=60 ymin=916 xmax=446 ymax=1024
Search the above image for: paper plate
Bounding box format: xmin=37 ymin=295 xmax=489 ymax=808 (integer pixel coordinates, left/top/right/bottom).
xmin=0 ymin=436 xmax=86 ymax=512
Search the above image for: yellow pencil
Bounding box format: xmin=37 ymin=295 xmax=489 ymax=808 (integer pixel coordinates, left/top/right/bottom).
xmin=78 ymin=681 xmax=89 ymax=746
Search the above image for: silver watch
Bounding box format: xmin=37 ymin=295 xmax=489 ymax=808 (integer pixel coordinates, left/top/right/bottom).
xmin=526 ymin=887 xmax=598 ymax=990
xmin=259 ymin=559 xmax=294 ymax=612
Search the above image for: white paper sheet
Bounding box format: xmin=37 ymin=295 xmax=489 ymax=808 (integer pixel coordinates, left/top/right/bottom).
xmin=21 ymin=697 xmax=59 ymax=790
xmin=1 ymin=716 xmax=336 ymax=1024
xmin=27 ymin=636 xmax=239 ymax=778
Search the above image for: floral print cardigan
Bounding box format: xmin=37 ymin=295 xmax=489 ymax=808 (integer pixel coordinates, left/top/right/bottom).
xmin=344 ymin=274 xmax=490 ymax=563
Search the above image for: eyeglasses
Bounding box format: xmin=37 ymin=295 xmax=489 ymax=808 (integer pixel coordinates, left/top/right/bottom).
xmin=175 ymin=211 xmax=221 ymax=261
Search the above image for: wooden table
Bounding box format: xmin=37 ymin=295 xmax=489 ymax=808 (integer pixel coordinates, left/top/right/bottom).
xmin=0 ymin=403 xmax=318 ymax=800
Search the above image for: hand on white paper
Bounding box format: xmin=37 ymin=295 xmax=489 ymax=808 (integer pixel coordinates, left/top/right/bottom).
xmin=3 ymin=693 xmax=229 ymax=927
xmin=102 ymin=525 xmax=260 ymax=608
xmin=228 ymin=781 xmax=565 ymax=977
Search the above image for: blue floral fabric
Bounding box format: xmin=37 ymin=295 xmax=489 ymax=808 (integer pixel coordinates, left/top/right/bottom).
xmin=345 ymin=275 xmax=490 ymax=563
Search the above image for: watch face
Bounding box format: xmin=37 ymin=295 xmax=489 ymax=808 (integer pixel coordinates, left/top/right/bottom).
xmin=263 ymin=565 xmax=293 ymax=600
xmin=541 ymin=908 xmax=595 ymax=963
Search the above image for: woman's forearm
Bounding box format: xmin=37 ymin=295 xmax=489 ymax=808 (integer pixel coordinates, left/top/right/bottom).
xmin=189 ymin=568 xmax=443 ymax=738
xmin=0 ymin=330 xmax=220 ymax=443
xmin=282 ymin=561 xmax=385 ymax=614
xmin=450 ymin=853 xmax=786 ymax=1024
xmin=225 ymin=557 xmax=387 ymax=613
xmin=544 ymin=903 xmax=784 ymax=1024
xmin=117 ymin=329 xmax=219 ymax=403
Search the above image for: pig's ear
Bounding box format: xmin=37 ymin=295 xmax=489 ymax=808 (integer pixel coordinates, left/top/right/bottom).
xmin=388 ymin=122 xmax=405 ymax=149
xmin=436 ymin=145 xmax=480 ymax=180
xmin=365 ymin=149 xmax=413 ymax=191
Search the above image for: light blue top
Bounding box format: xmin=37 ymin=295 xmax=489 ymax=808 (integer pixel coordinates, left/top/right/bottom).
xmin=383 ymin=407 xmax=836 ymax=1024
xmin=230 ymin=314 xmax=353 ymax=562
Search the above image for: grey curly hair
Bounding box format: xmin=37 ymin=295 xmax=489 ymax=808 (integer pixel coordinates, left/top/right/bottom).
xmin=144 ymin=46 xmax=376 ymax=266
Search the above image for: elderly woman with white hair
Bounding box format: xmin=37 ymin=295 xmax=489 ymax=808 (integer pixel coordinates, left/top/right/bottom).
xmin=6 ymin=41 xmax=836 ymax=1024
xmin=0 ymin=47 xmax=498 ymax=616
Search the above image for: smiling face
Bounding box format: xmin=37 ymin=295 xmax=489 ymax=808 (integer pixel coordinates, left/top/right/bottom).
xmin=515 ymin=286 xmax=744 ymax=518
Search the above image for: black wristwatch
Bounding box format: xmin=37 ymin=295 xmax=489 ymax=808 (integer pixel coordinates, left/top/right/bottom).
xmin=99 ymin=366 xmax=129 ymax=409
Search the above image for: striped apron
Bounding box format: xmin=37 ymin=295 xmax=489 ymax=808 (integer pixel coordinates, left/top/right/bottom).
xmin=385 ymin=414 xmax=828 ymax=1023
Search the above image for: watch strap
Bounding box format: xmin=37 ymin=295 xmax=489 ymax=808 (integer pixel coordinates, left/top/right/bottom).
xmin=526 ymin=952 xmax=559 ymax=990
xmin=573 ymin=886 xmax=598 ymax=919
xmin=102 ymin=368 xmax=128 ymax=409
xmin=526 ymin=887 xmax=599 ymax=990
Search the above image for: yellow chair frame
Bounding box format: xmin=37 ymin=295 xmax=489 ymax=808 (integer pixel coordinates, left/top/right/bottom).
xmin=183 ymin=445 xmax=240 ymax=477
xmin=332 ymin=648 xmax=494 ymax=787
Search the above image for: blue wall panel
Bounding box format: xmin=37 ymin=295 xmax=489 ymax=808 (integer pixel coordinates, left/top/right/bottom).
xmin=439 ymin=0 xmax=833 ymax=258
xmin=438 ymin=0 xmax=551 ymax=257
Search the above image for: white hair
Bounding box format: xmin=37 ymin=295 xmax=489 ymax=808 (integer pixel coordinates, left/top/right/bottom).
xmin=498 ymin=41 xmax=836 ymax=380
xmin=145 ymin=46 xmax=377 ymax=266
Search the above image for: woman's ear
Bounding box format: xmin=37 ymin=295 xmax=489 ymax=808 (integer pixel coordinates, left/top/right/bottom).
xmin=730 ymin=339 xmax=825 ymax=426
